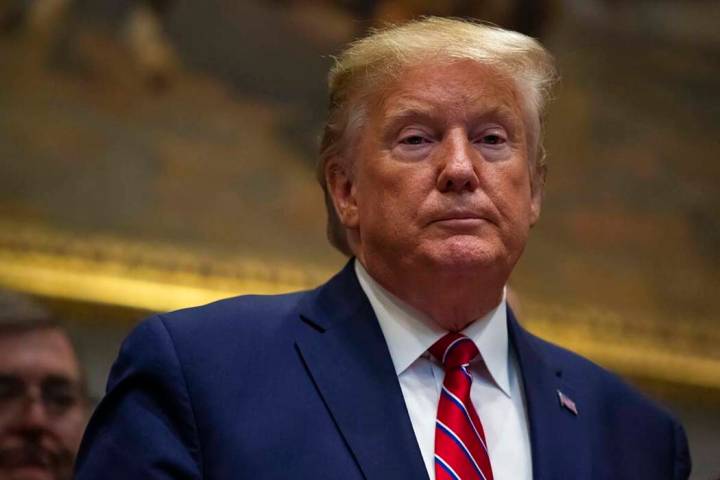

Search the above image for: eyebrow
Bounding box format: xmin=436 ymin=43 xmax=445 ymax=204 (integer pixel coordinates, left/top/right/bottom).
xmin=0 ymin=374 xmax=22 ymax=385
xmin=0 ymin=373 xmax=79 ymax=385
xmin=380 ymin=105 xmax=440 ymax=134
xmin=380 ymin=99 xmax=523 ymax=136
xmin=42 ymin=375 xmax=77 ymax=386
xmin=471 ymin=106 xmax=523 ymax=133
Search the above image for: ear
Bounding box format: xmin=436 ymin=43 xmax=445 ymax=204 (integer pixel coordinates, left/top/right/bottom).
xmin=529 ymin=164 xmax=546 ymax=227
xmin=325 ymin=157 xmax=359 ymax=228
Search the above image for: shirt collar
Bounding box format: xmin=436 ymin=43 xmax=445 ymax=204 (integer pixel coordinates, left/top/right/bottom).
xmin=354 ymin=259 xmax=512 ymax=397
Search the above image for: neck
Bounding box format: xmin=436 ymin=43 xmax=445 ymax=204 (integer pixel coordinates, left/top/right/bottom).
xmin=357 ymin=257 xmax=507 ymax=332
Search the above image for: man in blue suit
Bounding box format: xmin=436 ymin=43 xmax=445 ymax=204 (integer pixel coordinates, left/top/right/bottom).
xmin=75 ymin=17 xmax=691 ymax=480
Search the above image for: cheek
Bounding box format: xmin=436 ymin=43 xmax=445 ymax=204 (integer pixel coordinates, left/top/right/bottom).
xmin=360 ymin=164 xmax=423 ymax=214
xmin=490 ymin=164 xmax=533 ymax=219
xmin=355 ymin=176 xmax=430 ymax=246
xmin=56 ymin=410 xmax=87 ymax=451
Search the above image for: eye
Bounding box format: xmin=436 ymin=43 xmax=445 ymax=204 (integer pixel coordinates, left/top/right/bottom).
xmin=0 ymin=376 xmax=24 ymax=402
xmin=480 ymin=133 xmax=505 ymax=145
xmin=394 ymin=130 xmax=435 ymax=157
xmin=42 ymin=378 xmax=82 ymax=414
xmin=399 ymin=134 xmax=431 ymax=146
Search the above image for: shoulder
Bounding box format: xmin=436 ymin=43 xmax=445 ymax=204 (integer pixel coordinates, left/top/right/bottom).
xmin=116 ymin=290 xmax=312 ymax=379
xmin=158 ymin=290 xmax=309 ymax=338
xmin=517 ymin=328 xmax=691 ymax=477
xmin=511 ymin=317 xmax=685 ymax=429
xmin=78 ymin=292 xmax=315 ymax=479
xmin=525 ymin=329 xmax=668 ymax=413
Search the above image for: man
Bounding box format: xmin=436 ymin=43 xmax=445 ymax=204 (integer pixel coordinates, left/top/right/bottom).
xmin=0 ymin=290 xmax=89 ymax=480
xmin=75 ymin=17 xmax=691 ymax=479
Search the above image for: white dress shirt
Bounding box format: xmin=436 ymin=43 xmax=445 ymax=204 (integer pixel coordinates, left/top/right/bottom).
xmin=354 ymin=260 xmax=532 ymax=480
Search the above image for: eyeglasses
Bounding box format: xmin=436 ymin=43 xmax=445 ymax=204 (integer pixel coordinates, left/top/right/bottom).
xmin=0 ymin=374 xmax=85 ymax=418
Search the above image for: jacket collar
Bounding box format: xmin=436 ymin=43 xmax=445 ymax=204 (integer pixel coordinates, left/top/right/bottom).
xmin=295 ymin=260 xmax=429 ymax=480
xmin=508 ymin=308 xmax=591 ymax=479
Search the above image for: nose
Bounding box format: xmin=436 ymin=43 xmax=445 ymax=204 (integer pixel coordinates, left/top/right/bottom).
xmin=16 ymin=387 xmax=51 ymax=431
xmin=436 ymin=129 xmax=480 ymax=193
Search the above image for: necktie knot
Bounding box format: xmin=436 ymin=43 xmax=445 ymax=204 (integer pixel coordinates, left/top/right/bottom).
xmin=429 ymin=332 xmax=479 ymax=369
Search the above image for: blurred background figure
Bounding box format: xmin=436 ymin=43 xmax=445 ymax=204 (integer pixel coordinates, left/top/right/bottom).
xmin=0 ymin=0 xmax=179 ymax=89
xmin=0 ymin=290 xmax=88 ymax=480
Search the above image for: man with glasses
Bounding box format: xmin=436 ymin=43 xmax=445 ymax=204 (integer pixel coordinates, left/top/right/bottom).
xmin=0 ymin=290 xmax=88 ymax=480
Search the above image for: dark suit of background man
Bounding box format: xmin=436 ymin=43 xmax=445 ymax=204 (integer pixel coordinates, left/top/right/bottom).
xmin=75 ymin=17 xmax=691 ymax=480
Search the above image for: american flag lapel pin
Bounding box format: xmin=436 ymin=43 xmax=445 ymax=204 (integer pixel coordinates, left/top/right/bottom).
xmin=557 ymin=390 xmax=578 ymax=416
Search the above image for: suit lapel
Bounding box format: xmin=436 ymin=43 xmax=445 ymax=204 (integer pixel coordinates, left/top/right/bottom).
xmin=295 ymin=261 xmax=429 ymax=480
xmin=508 ymin=308 xmax=592 ymax=480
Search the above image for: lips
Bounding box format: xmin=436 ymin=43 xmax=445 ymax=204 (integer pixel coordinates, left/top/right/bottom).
xmin=428 ymin=209 xmax=494 ymax=225
xmin=0 ymin=443 xmax=55 ymax=470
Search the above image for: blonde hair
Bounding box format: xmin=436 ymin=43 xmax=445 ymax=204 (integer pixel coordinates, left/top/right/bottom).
xmin=318 ymin=17 xmax=559 ymax=255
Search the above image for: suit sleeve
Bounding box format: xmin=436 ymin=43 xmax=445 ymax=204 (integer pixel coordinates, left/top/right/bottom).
xmin=673 ymin=419 xmax=692 ymax=480
xmin=75 ymin=315 xmax=203 ymax=479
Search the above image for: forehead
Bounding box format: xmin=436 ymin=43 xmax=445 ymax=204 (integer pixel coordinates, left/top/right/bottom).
xmin=373 ymin=59 xmax=525 ymax=123
xmin=0 ymin=328 xmax=81 ymax=382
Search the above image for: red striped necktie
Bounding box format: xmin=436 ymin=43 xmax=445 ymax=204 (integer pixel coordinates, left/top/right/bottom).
xmin=430 ymin=333 xmax=494 ymax=480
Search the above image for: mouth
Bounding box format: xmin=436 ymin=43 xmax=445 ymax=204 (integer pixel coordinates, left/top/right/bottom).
xmin=429 ymin=211 xmax=493 ymax=228
xmin=0 ymin=444 xmax=56 ymax=473
xmin=8 ymin=464 xmax=54 ymax=480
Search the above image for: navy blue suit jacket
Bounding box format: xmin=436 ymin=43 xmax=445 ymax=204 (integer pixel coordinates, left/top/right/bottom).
xmin=76 ymin=261 xmax=691 ymax=479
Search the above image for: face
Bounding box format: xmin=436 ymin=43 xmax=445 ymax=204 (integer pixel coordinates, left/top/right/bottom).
xmin=0 ymin=329 xmax=87 ymax=480
xmin=329 ymin=60 xmax=542 ymax=283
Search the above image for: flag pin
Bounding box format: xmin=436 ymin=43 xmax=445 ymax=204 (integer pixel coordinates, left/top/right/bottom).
xmin=557 ymin=390 xmax=578 ymax=416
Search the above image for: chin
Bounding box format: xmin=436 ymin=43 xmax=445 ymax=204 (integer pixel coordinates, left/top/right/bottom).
xmin=6 ymin=465 xmax=55 ymax=480
xmin=423 ymin=237 xmax=508 ymax=273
